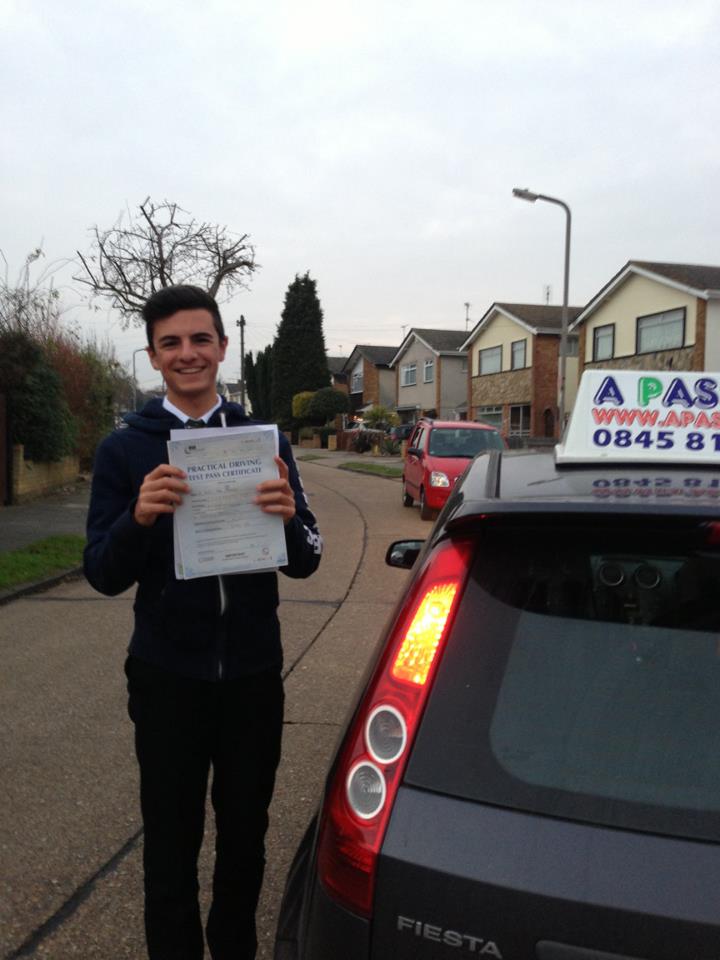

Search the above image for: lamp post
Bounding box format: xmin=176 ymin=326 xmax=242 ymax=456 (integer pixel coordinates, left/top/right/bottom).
xmin=236 ymin=314 xmax=246 ymax=407
xmin=512 ymin=187 xmax=572 ymax=434
xmin=131 ymin=346 xmax=147 ymax=411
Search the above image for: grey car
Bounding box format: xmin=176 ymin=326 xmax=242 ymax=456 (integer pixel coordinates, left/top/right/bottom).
xmin=275 ymin=440 xmax=720 ymax=960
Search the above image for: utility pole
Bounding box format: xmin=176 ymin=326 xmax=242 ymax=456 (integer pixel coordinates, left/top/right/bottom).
xmin=464 ymin=302 xmax=471 ymax=331
xmin=236 ymin=314 xmax=246 ymax=407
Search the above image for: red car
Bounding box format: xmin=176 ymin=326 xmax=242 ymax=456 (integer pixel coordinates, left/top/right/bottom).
xmin=402 ymin=418 xmax=504 ymax=519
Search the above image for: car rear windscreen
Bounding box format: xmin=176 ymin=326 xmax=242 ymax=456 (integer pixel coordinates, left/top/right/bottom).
xmin=406 ymin=517 xmax=720 ymax=842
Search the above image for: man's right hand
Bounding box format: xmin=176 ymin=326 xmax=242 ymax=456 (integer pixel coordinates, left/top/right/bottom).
xmin=134 ymin=464 xmax=190 ymax=527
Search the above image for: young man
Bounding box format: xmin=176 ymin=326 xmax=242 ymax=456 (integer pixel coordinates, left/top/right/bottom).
xmin=84 ymin=285 xmax=322 ymax=960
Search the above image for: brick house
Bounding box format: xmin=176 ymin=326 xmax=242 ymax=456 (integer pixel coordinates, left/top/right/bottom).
xmin=342 ymin=345 xmax=398 ymax=418
xmin=327 ymin=356 xmax=349 ymax=394
xmin=571 ymin=261 xmax=720 ymax=381
xmin=390 ymin=328 xmax=468 ymax=422
xmin=462 ymin=303 xmax=583 ymax=441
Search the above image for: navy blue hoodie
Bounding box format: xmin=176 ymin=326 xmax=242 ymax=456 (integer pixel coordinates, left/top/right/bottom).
xmin=84 ymin=398 xmax=322 ymax=680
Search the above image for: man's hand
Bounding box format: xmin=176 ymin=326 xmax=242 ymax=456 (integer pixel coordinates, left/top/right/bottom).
xmin=134 ymin=464 xmax=190 ymax=527
xmin=254 ymin=456 xmax=296 ymax=525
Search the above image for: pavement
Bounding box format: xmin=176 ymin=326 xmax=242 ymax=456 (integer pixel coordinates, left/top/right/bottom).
xmin=0 ymin=448 xmax=404 ymax=605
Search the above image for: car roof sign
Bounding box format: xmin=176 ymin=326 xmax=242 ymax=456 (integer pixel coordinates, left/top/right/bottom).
xmin=555 ymin=369 xmax=720 ymax=465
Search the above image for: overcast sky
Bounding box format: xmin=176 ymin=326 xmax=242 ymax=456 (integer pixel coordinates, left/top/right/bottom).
xmin=2 ymin=0 xmax=718 ymax=387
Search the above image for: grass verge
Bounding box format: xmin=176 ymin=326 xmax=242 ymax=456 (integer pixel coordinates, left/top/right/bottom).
xmin=337 ymin=462 xmax=403 ymax=479
xmin=0 ymin=535 xmax=86 ymax=590
xmin=296 ymin=454 xmax=328 ymax=461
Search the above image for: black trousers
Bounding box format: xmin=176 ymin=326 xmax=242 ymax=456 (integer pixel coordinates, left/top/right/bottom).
xmin=125 ymin=655 xmax=284 ymax=960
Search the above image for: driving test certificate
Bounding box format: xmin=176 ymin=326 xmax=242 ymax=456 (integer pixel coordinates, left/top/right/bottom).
xmin=167 ymin=424 xmax=288 ymax=579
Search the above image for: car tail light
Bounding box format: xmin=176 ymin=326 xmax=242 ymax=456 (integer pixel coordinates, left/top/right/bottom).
xmin=316 ymin=537 xmax=474 ymax=917
xmin=705 ymin=521 xmax=720 ymax=545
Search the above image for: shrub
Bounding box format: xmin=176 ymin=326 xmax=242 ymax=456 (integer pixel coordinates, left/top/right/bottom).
xmin=382 ymin=437 xmax=400 ymax=456
xmin=364 ymin=405 xmax=398 ymax=431
xmin=351 ymin=431 xmax=373 ymax=453
xmin=0 ymin=330 xmax=77 ymax=462
xmin=292 ymin=391 xmax=316 ymax=420
xmin=350 ymin=428 xmax=385 ymax=453
xmin=307 ymin=387 xmax=349 ymax=424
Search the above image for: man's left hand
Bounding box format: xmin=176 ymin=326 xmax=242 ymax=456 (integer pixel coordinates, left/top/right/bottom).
xmin=254 ymin=456 xmax=296 ymax=525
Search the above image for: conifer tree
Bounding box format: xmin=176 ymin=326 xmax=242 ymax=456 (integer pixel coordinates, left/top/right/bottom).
xmin=253 ymin=344 xmax=273 ymax=421
xmin=244 ymin=351 xmax=257 ymax=414
xmin=271 ymin=273 xmax=329 ymax=426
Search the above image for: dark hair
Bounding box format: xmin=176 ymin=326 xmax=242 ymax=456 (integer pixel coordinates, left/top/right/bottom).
xmin=142 ymin=285 xmax=225 ymax=347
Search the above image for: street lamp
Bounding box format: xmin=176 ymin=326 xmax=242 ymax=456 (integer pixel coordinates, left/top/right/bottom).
xmin=512 ymin=186 xmax=572 ymax=434
xmin=132 ymin=346 xmax=147 ymax=411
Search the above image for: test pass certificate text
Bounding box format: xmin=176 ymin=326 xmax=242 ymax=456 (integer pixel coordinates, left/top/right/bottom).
xmin=167 ymin=424 xmax=288 ymax=579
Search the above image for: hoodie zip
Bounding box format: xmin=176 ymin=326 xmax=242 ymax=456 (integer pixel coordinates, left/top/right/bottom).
xmin=217 ymin=575 xmax=227 ymax=679
xmin=217 ymin=409 xmax=228 ymax=680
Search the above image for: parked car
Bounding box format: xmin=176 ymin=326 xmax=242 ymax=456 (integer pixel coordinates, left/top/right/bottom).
xmin=402 ymin=418 xmax=504 ymax=519
xmin=275 ymin=370 xmax=720 ymax=960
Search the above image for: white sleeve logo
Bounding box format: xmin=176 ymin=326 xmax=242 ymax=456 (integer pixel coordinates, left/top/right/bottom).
xmin=303 ymin=526 xmax=324 ymax=556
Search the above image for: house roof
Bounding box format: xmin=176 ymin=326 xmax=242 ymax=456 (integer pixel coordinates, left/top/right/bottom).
xmin=326 ymin=356 xmax=348 ymax=375
xmin=342 ymin=345 xmax=399 ymax=372
xmin=572 ymin=260 xmax=720 ymax=328
xmin=629 ymin=261 xmax=720 ymax=293
xmin=461 ymin=302 xmax=584 ymax=349
xmin=390 ymin=328 xmax=468 ymax=366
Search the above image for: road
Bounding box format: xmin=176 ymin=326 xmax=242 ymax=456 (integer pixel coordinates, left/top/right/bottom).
xmin=0 ymin=459 xmax=428 ymax=959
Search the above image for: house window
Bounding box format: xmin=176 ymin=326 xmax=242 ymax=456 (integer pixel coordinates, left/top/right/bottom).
xmin=511 ymin=340 xmax=526 ymax=370
xmin=351 ymin=371 xmax=363 ymax=393
xmin=509 ymin=404 xmax=531 ymax=436
xmin=479 ymin=346 xmax=502 ymax=375
xmin=401 ymin=362 xmax=417 ymax=386
xmin=637 ymin=308 xmax=685 ymax=354
xmin=476 ymin=405 xmax=502 ymax=430
xmin=423 ymin=359 xmax=434 ymax=383
xmin=565 ymin=335 xmax=579 ymax=357
xmin=593 ymin=324 xmax=615 ymax=362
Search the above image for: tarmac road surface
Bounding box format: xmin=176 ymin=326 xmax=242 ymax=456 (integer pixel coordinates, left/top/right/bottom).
xmin=0 ymin=456 xmax=427 ymax=959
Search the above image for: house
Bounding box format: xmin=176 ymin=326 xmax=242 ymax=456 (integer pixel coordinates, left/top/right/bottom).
xmin=571 ymin=261 xmax=720 ymax=376
xmin=221 ymin=379 xmax=245 ymax=405
xmin=390 ymin=328 xmax=468 ymax=422
xmin=462 ymin=303 xmax=583 ymax=441
xmin=327 ymin=356 xmax=349 ymax=394
xmin=342 ymin=345 xmax=398 ymax=418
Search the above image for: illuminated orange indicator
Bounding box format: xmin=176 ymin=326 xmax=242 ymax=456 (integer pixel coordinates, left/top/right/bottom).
xmin=391 ymin=582 xmax=459 ymax=685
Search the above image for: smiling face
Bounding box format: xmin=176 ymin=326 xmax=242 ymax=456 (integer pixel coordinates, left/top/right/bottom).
xmin=147 ymin=308 xmax=228 ymax=416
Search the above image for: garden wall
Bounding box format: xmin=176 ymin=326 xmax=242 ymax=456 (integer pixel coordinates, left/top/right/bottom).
xmin=11 ymin=445 xmax=80 ymax=504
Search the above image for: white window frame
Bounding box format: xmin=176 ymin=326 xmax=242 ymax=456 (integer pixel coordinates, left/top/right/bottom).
xmin=423 ymin=358 xmax=434 ymax=383
xmin=476 ymin=405 xmax=502 ymax=430
xmin=479 ymin=345 xmax=502 ymax=375
xmin=509 ymin=404 xmax=531 ymax=437
xmin=351 ymin=371 xmax=363 ymax=393
xmin=511 ymin=339 xmax=526 ymax=370
xmin=593 ymin=324 xmax=614 ymax=362
xmin=636 ymin=308 xmax=685 ymax=354
xmin=401 ymin=362 xmax=417 ymax=387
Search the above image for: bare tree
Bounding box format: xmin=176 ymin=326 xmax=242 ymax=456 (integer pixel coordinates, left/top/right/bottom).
xmin=75 ymin=197 xmax=257 ymax=324
xmin=0 ymin=247 xmax=64 ymax=341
